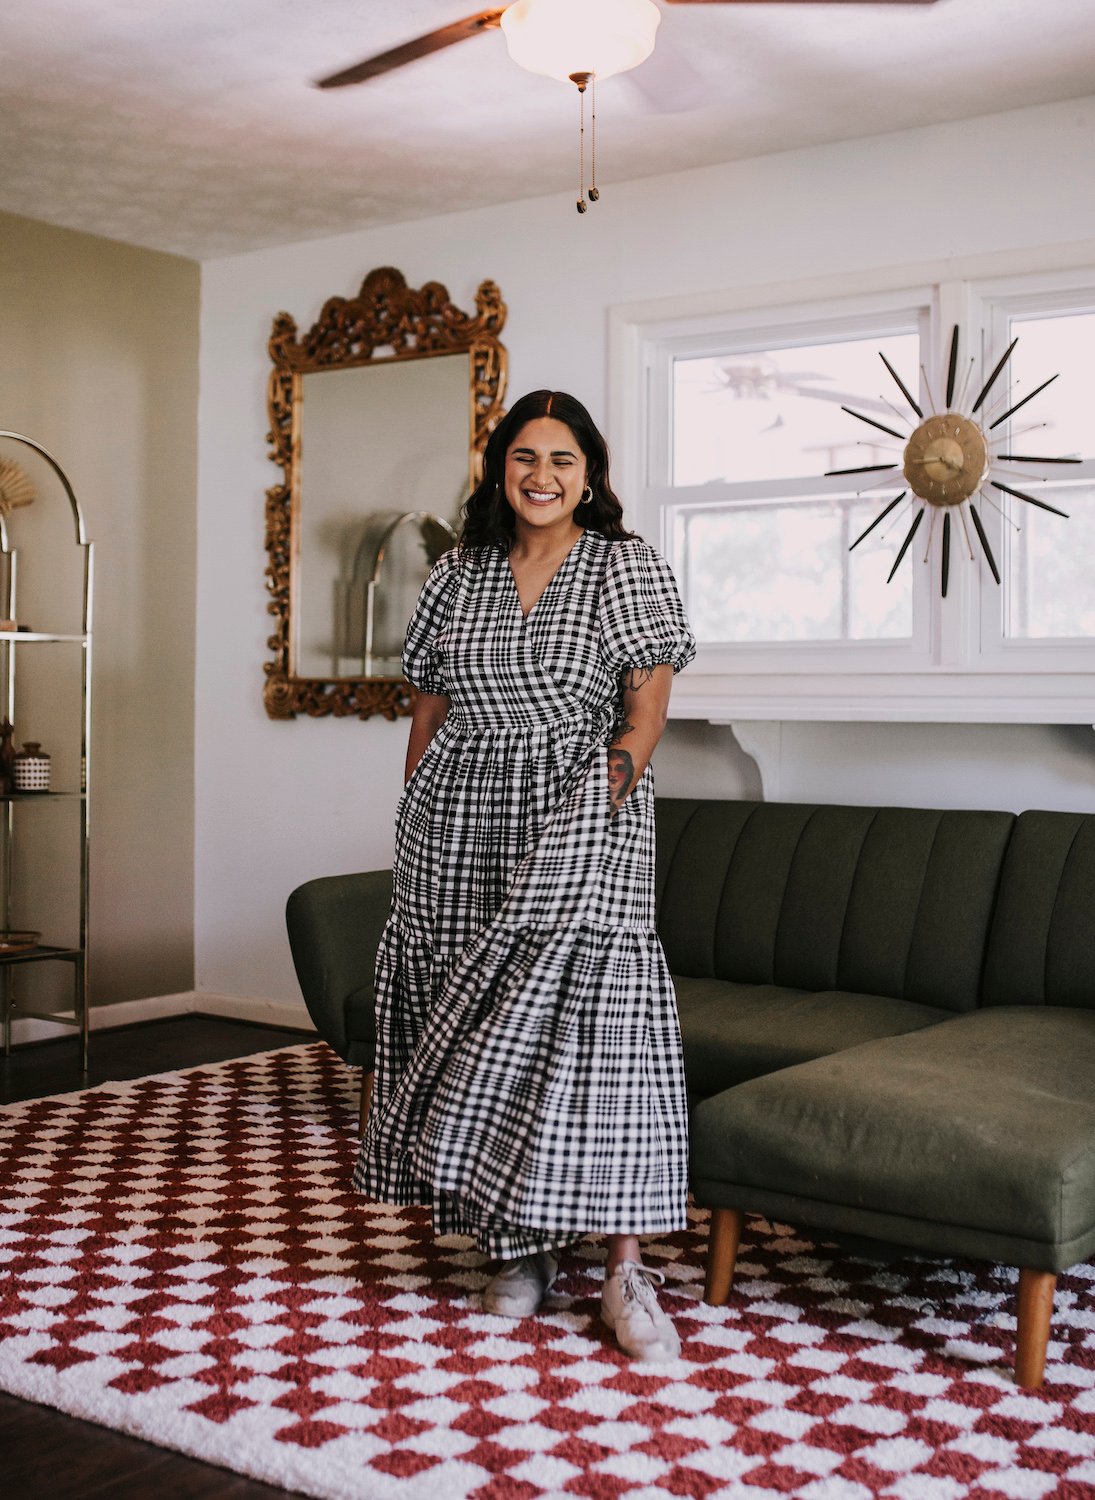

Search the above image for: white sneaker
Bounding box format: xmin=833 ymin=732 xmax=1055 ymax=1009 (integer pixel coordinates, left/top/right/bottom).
xmin=601 ymin=1261 xmax=681 ymax=1361
xmin=482 ymin=1251 xmax=559 ymax=1317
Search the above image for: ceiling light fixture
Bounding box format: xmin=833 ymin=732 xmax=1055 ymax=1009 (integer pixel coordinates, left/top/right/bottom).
xmin=500 ymin=0 xmax=661 ymax=212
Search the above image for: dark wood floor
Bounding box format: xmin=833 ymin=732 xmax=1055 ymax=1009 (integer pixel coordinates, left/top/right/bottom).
xmin=1 ymin=1014 xmax=319 ymax=1498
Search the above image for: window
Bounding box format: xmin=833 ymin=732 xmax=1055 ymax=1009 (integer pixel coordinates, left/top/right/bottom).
xmin=669 ymin=330 xmax=919 ymax=645
xmin=999 ymin=308 xmax=1095 ymax=641
xmin=612 ymin=258 xmax=1095 ymax=721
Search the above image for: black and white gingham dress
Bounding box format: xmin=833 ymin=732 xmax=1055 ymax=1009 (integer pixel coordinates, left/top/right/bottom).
xmin=353 ymin=530 xmax=696 ymax=1258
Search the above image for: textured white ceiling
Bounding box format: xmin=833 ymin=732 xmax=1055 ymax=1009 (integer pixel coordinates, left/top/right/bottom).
xmin=1 ymin=0 xmax=1093 ymax=260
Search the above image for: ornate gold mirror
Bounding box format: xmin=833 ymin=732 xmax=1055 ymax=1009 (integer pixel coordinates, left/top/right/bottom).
xmin=264 ymin=267 xmax=507 ymax=719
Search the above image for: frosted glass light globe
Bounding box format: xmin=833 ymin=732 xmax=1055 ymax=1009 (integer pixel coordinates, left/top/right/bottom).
xmin=500 ymin=0 xmax=661 ymax=83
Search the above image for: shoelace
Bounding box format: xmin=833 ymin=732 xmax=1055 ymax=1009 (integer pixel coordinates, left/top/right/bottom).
xmin=618 ymin=1263 xmax=666 ymax=1314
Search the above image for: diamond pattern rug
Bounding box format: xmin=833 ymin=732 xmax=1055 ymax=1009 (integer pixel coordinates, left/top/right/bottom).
xmin=2 ymin=1042 xmax=1094 ymax=1499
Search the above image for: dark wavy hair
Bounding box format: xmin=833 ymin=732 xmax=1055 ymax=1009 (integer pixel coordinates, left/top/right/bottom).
xmin=460 ymin=390 xmax=636 ymax=550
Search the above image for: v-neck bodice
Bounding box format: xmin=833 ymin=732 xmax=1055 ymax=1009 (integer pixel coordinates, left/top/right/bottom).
xmin=506 ymin=530 xmax=586 ymax=622
xmin=416 ymin=531 xmax=615 ymax=737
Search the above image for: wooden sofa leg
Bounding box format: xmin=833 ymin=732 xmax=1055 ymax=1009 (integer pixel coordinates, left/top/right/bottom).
xmin=358 ymin=1070 xmax=375 ymax=1135
xmin=704 ymin=1207 xmax=744 ymax=1306
xmin=1015 ymin=1267 xmax=1056 ymax=1389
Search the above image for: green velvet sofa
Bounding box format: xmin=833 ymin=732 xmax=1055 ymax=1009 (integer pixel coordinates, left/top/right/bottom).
xmin=660 ymin=798 xmax=1095 ymax=1391
xmin=286 ymin=797 xmax=1095 ymax=1389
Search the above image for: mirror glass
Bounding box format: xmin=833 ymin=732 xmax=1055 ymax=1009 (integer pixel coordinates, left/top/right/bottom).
xmin=294 ymin=355 xmax=470 ymax=680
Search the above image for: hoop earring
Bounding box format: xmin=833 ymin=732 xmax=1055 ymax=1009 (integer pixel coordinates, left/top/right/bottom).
xmin=580 ymin=486 xmax=593 ymax=505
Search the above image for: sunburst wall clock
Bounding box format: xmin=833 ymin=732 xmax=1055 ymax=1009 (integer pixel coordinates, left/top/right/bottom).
xmin=828 ymin=325 xmax=1080 ymax=596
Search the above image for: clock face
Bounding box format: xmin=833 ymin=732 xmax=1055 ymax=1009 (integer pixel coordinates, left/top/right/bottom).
xmin=903 ymin=413 xmax=988 ymax=508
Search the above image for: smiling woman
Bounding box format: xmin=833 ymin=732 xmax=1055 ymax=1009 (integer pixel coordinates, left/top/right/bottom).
xmin=354 ymin=389 xmax=698 ymax=1361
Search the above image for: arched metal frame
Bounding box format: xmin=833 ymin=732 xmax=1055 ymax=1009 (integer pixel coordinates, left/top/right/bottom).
xmin=0 ymin=431 xmax=93 ymax=1071
xmin=361 ymin=511 xmax=458 ymax=676
xmin=263 ymin=267 xmax=507 ymax=721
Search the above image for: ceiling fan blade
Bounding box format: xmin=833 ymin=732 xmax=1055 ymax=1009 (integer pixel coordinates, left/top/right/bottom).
xmin=316 ymin=8 xmax=505 ymax=89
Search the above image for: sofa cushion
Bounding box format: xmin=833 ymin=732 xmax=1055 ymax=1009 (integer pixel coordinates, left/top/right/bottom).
xmin=982 ymin=810 xmax=1095 ymax=1009
xmin=656 ymin=800 xmax=1014 ymax=1013
xmin=675 ymin=976 xmax=948 ymax=1095
xmin=690 ymin=1007 xmax=1095 ymax=1265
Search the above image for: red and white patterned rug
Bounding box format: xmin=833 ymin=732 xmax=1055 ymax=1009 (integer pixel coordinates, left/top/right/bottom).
xmin=2 ymin=1043 xmax=1094 ymax=1500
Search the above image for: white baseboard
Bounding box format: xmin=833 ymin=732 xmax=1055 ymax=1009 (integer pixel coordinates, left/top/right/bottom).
xmin=192 ymin=993 xmax=316 ymax=1032
xmin=6 ymin=990 xmax=316 ymax=1049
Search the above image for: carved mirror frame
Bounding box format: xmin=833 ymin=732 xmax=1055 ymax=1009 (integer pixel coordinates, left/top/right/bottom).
xmin=263 ymin=267 xmax=507 ymax=720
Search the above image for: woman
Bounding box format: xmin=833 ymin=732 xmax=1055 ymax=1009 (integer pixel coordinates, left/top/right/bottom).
xmin=354 ymin=390 xmax=695 ymax=1361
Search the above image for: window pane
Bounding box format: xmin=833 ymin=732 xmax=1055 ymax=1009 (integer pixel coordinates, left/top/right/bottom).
xmin=673 ymin=332 xmax=919 ymax=487
xmin=1003 ymin=309 xmax=1095 ymax=638
xmin=1007 ymin=485 xmax=1095 ymax=638
xmin=677 ymin=498 xmax=912 ymax=644
xmin=1006 ymin=310 xmax=1094 ymax=458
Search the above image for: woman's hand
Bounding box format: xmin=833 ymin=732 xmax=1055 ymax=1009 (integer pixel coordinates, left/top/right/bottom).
xmin=607 ymin=664 xmax=673 ymax=815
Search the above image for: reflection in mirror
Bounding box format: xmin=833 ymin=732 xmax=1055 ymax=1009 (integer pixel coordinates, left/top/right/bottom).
xmin=362 ymin=512 xmax=458 ymax=678
xmin=295 ymin=357 xmax=468 ymax=679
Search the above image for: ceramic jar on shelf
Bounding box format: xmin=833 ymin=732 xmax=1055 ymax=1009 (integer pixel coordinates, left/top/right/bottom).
xmin=13 ymin=742 xmax=50 ymax=793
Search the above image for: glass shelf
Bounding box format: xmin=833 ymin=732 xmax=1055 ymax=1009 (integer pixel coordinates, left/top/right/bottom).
xmin=0 ymin=792 xmax=86 ymax=802
xmin=0 ymin=943 xmax=83 ymax=966
xmin=0 ymin=632 xmax=88 ymax=643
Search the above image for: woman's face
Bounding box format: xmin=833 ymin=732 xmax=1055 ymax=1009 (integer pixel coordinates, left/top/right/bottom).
xmin=503 ymin=417 xmax=589 ymax=538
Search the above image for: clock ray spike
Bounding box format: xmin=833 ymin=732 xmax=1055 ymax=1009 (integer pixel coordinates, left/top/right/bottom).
xmin=879 ymin=353 xmax=923 ymax=419
xmin=955 ymin=357 xmax=975 ymax=413
xmin=988 ymin=373 xmax=1059 ymax=430
xmin=993 ymin=467 xmax=1063 ymax=484
xmin=958 ymin=505 xmax=976 ymax=561
xmin=840 ymin=406 xmax=905 ymax=441
xmin=858 ymin=473 xmax=907 ymax=496
xmin=980 ymin=489 xmax=1021 ymax=531
xmin=969 ymin=503 xmax=1001 ymax=584
xmin=945 ymin=323 xmax=960 ymax=408
xmin=824 ymin=463 xmax=898 ymax=476
xmin=990 ymin=480 xmax=1070 ymax=519
xmin=990 ymin=421 xmax=1048 ymax=447
xmin=923 ymin=504 xmax=939 ymax=563
xmin=849 ymin=492 xmax=906 ymax=552
xmin=920 ymin=364 xmax=938 ymax=415
xmin=997 ymin=454 xmax=1082 ymax=464
xmin=880 ymin=496 xmax=916 ymax=538
xmin=941 ymin=511 xmax=951 ymax=597
xmin=886 ymin=508 xmax=924 ymax=584
xmin=879 ymin=394 xmax=914 ymax=430
xmin=971 ymin=337 xmax=1018 ymax=413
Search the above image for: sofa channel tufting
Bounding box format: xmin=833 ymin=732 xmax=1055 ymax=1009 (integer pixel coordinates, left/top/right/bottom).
xmin=286 ymin=797 xmax=1095 ymax=1389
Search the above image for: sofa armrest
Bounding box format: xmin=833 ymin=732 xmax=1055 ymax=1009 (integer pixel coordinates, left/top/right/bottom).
xmin=285 ymin=870 xmax=393 ymax=1067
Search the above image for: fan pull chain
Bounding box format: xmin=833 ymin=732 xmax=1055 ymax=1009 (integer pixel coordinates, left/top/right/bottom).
xmin=570 ymin=72 xmax=596 ymax=214
xmin=588 ymin=73 xmax=599 ymax=202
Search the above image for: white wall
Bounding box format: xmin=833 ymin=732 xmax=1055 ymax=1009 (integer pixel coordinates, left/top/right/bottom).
xmin=197 ymin=96 xmax=1095 ymax=1012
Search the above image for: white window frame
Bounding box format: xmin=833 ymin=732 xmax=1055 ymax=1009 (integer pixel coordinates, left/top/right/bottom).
xmin=641 ymin=289 xmax=934 ymax=677
xmin=609 ymin=248 xmax=1095 ymax=725
xmin=973 ymin=269 xmax=1095 ymax=672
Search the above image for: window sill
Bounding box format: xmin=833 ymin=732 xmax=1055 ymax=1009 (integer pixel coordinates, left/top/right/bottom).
xmin=670 ymin=669 xmax=1095 ymax=725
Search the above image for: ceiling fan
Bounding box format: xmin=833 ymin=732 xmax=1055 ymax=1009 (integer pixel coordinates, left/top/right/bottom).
xmin=316 ymin=1 xmax=939 ymax=92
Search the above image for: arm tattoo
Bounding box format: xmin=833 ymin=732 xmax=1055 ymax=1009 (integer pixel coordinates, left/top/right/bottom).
xmin=607 ymin=747 xmax=635 ymax=815
xmin=622 ymin=665 xmax=655 ymax=693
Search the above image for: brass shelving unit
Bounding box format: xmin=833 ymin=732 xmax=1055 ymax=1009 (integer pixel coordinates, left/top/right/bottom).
xmin=0 ymin=432 xmax=93 ymax=1070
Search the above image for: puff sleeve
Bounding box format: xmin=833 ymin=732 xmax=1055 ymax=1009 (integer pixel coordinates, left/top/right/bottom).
xmin=401 ymin=548 xmax=460 ymax=694
xmin=599 ymin=540 xmax=696 ymax=678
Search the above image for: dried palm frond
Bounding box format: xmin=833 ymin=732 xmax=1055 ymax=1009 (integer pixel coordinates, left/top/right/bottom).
xmin=0 ymin=457 xmax=35 ymax=514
